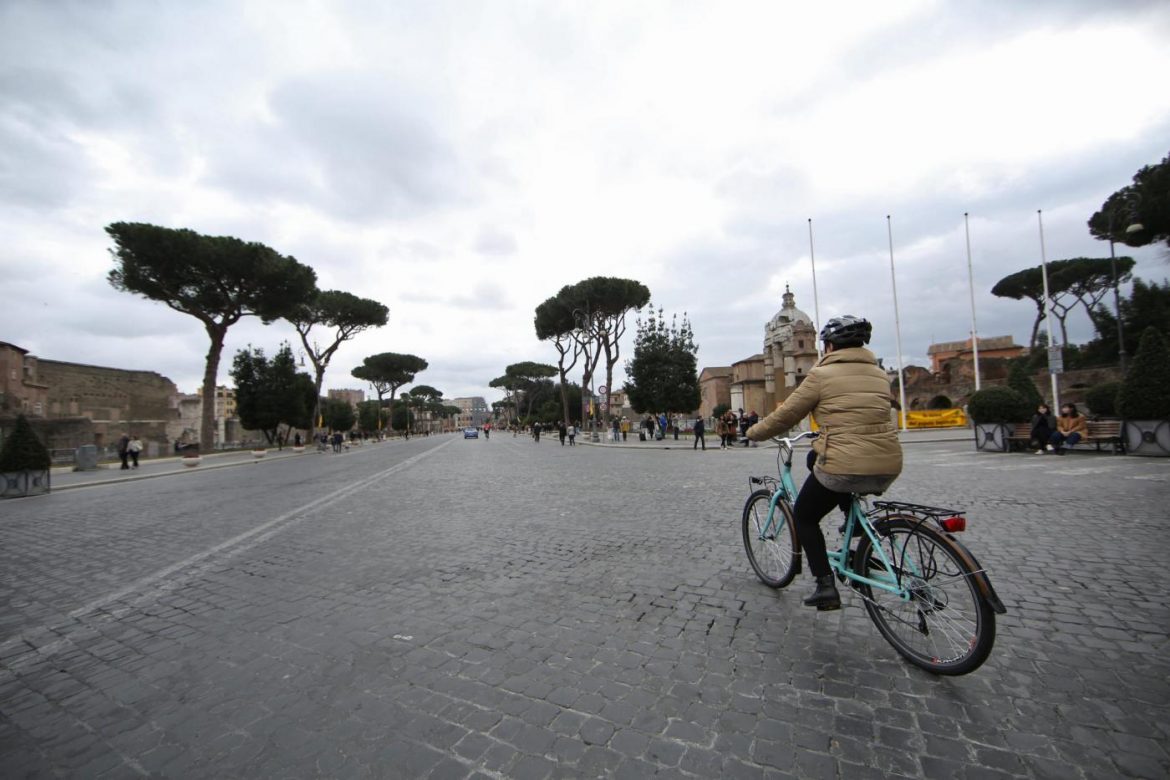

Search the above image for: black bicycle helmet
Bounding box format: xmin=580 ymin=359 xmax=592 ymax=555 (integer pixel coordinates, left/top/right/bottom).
xmin=819 ymin=315 xmax=872 ymax=347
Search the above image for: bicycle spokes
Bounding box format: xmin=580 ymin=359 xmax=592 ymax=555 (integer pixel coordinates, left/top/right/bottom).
xmin=855 ymin=520 xmax=995 ymax=674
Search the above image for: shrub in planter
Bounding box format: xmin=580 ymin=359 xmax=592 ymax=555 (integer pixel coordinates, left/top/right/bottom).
xmin=1117 ymin=327 xmax=1170 ymax=456
xmin=967 ymin=386 xmax=1031 ymax=453
xmin=967 ymin=386 xmax=1031 ymax=424
xmin=1084 ymin=382 xmax=1122 ymax=418
xmin=179 ymin=442 xmax=201 ymax=466
xmin=1 ymin=414 xmax=52 ymax=497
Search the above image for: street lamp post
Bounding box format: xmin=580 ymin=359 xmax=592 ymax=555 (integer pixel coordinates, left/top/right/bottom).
xmin=1037 ymin=210 xmax=1060 ymax=410
xmin=1107 ymin=197 xmax=1145 ymax=376
xmin=1107 ymin=217 xmax=1127 ymax=376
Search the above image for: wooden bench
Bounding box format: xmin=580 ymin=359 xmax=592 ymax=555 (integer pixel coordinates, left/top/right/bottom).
xmin=1007 ymin=420 xmax=1125 ymax=454
xmin=1006 ymin=424 xmax=1034 ymax=452
xmin=1080 ymin=419 xmax=1125 ymax=454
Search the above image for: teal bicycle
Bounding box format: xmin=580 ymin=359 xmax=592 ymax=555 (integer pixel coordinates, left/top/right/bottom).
xmin=742 ymin=431 xmax=1006 ymax=675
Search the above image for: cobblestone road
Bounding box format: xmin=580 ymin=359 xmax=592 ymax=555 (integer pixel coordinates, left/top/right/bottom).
xmin=1 ymin=434 xmax=1168 ymax=778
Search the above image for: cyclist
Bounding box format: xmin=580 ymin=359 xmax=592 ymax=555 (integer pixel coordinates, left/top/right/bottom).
xmin=746 ymin=315 xmax=902 ymax=610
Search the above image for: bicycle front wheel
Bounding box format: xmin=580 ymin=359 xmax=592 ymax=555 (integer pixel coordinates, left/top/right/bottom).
xmin=741 ymin=490 xmax=798 ymax=588
xmin=853 ymin=516 xmax=995 ymax=675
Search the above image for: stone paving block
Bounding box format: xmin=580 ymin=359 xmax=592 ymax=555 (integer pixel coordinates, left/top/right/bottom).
xmin=643 ymin=735 xmax=686 ymax=766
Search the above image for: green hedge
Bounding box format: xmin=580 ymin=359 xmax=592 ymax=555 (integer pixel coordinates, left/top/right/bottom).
xmin=1117 ymin=327 xmax=1170 ymax=419
xmin=1084 ymin=382 xmax=1121 ymax=417
xmin=967 ymin=386 xmax=1031 ymax=424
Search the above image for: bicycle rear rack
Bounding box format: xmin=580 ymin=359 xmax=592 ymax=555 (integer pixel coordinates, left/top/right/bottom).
xmin=870 ymin=500 xmax=965 ymax=520
xmin=870 ymin=500 xmax=969 ymax=533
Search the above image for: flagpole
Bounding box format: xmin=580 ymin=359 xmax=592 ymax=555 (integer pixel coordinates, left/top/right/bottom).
xmin=808 ymin=218 xmax=823 ymax=357
xmin=887 ymin=215 xmax=908 ymax=431
xmin=1037 ymin=210 xmax=1060 ymax=409
xmin=964 ymin=213 xmax=981 ymax=391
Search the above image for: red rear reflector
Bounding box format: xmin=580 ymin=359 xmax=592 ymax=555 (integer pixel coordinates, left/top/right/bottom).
xmin=941 ymin=516 xmax=966 ymax=533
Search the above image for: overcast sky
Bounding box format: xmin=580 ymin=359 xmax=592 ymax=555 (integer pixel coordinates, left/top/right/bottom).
xmin=2 ymin=1 xmax=1168 ymax=405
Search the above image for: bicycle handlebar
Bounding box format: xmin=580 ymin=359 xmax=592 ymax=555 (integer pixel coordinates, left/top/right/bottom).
xmin=770 ymin=431 xmax=819 ymax=448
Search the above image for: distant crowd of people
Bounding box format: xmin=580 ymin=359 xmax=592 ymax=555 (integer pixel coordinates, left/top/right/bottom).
xmin=501 ymin=408 xmax=766 ymax=452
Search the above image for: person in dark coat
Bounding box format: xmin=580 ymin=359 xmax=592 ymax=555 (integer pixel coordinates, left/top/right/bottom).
xmin=693 ymin=416 xmax=706 ymax=450
xmin=117 ymin=434 xmax=131 ymax=470
xmin=1029 ymin=403 xmax=1055 ymax=453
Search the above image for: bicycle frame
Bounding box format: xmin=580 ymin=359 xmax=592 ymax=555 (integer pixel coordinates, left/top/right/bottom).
xmin=751 ymin=433 xmax=912 ymax=600
xmin=828 ymin=500 xmax=910 ymax=598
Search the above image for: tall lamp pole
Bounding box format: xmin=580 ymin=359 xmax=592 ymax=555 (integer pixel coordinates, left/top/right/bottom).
xmin=964 ymin=213 xmax=981 ymax=391
xmin=886 ymin=216 xmax=908 ymax=431
xmin=1037 ymin=210 xmax=1060 ymax=410
xmin=808 ymin=218 xmax=823 ymax=357
xmin=1107 ymin=210 xmax=1127 ymax=375
xmin=1107 ymin=196 xmax=1145 ymax=375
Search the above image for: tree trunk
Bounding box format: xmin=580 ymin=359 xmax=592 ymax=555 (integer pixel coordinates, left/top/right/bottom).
xmin=558 ymin=366 xmax=571 ymax=427
xmin=200 ymin=324 xmax=227 ymax=452
xmin=310 ymin=363 xmax=325 ymax=440
xmin=604 ymin=345 xmax=617 ymax=423
xmin=1029 ymin=301 xmax=1045 ymax=349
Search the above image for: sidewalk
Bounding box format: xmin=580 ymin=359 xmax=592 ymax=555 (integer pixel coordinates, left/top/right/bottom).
xmin=578 ymin=427 xmax=973 ymax=449
xmin=47 ymin=442 xmax=381 ymax=491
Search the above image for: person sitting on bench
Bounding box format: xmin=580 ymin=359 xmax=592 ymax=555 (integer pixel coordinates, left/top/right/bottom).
xmin=1048 ymin=403 xmax=1087 ymax=454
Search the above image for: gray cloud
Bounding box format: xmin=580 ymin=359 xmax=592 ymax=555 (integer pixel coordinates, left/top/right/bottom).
xmin=475 ymin=226 xmax=518 ymax=256
xmin=203 ymin=74 xmax=469 ymax=221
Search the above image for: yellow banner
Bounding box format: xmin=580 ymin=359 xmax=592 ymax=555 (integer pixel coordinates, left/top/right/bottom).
xmin=900 ymin=409 xmax=968 ymax=429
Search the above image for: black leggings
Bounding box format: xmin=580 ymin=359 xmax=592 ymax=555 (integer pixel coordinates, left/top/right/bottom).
xmin=794 ymin=451 xmax=851 ymax=578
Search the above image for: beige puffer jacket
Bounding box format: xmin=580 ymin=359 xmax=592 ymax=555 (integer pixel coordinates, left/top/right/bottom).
xmin=746 ymin=347 xmax=902 ymax=477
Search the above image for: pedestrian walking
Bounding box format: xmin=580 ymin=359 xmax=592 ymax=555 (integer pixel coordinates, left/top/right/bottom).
xmin=557 ymin=420 xmax=567 ymax=446
xmin=533 ymin=421 xmax=542 ymax=442
xmin=693 ymin=416 xmax=706 ymax=450
xmin=721 ymin=410 xmax=738 ymax=449
xmin=568 ymin=421 xmax=577 ymax=446
xmin=657 ymin=413 xmax=668 ymax=441
xmin=612 ymin=418 xmax=621 ymax=442
xmin=620 ymin=417 xmax=629 ymax=441
xmin=117 ymin=434 xmax=130 ymax=470
xmin=128 ymin=435 xmax=143 ymax=468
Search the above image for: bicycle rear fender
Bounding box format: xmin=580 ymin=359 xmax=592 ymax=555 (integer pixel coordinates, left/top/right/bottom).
xmin=875 ymin=514 xmax=1006 ymax=614
xmin=943 ymin=535 xmax=1007 ymax=614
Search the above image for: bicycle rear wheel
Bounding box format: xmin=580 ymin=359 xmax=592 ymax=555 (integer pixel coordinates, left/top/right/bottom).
xmin=742 ymin=490 xmax=798 ymax=588
xmin=853 ymin=516 xmax=995 ymax=675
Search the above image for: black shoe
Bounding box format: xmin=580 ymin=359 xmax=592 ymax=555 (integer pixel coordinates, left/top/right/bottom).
xmin=803 ymin=575 xmax=841 ymax=610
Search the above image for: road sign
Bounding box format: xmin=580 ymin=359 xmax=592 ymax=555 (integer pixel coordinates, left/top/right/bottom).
xmin=1047 ymin=346 xmax=1064 ymax=375
xmin=598 ymin=385 xmax=608 ymax=395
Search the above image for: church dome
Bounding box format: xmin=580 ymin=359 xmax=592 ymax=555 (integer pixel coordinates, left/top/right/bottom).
xmin=767 ymin=285 xmax=813 ymax=332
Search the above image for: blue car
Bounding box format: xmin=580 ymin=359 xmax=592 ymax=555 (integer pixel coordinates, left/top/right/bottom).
xmin=463 ymin=427 xmax=479 ymax=439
